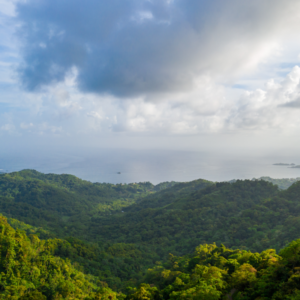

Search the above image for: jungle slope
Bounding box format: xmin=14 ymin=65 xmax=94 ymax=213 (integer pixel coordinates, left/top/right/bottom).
xmin=90 ymin=179 xmax=300 ymax=255
xmin=0 ymin=169 xmax=181 ymax=238
xmin=4 ymin=214 xmax=300 ymax=300
xmin=4 ymin=170 xmax=300 ymax=294
xmin=0 ymin=216 xmax=121 ymax=300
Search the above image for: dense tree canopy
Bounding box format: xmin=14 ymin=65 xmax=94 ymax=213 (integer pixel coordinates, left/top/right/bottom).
xmin=127 ymin=241 xmax=300 ymax=300
xmin=0 ymin=216 xmax=122 ymax=299
xmin=3 ymin=212 xmax=300 ymax=299
xmin=0 ymin=170 xmax=179 ymax=239
xmin=1 ymin=170 xmax=300 ymax=298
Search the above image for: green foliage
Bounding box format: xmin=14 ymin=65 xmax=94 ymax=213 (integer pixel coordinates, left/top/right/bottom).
xmin=129 ymin=241 xmax=300 ymax=300
xmin=4 ymin=217 xmax=159 ymax=291
xmin=0 ymin=170 xmax=214 ymax=290
xmin=5 ymin=218 xmax=300 ymax=300
xmin=0 ymin=170 xmax=178 ymax=240
xmin=90 ymin=180 xmax=280 ymax=255
xmin=4 ymin=170 xmax=300 ymax=298
xmin=0 ymin=216 xmax=122 ymax=300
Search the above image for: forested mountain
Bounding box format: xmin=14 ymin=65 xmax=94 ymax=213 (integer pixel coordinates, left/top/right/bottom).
xmin=2 ymin=170 xmax=300 ymax=298
xmin=5 ymin=215 xmax=159 ymax=291
xmin=124 ymin=178 xmax=214 ymax=212
xmin=91 ymin=179 xmax=300 ymax=255
xmin=0 ymin=170 xmax=213 ymax=290
xmin=0 ymin=216 xmax=122 ymax=299
xmin=89 ymin=180 xmax=280 ymax=254
xmin=4 ymin=214 xmax=300 ymax=299
xmin=254 ymin=176 xmax=300 ymax=190
xmin=0 ymin=170 xmax=179 ymax=238
xmin=3 ymin=171 xmax=300 ymax=268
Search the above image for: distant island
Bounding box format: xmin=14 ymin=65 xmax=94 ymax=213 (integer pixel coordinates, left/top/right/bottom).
xmin=273 ymin=163 xmax=295 ymax=166
xmin=273 ymin=163 xmax=300 ymax=169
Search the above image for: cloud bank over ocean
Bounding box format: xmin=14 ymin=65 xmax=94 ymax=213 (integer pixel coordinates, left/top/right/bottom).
xmin=1 ymin=0 xmax=300 ymax=150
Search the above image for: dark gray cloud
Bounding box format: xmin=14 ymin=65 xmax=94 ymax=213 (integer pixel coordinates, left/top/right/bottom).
xmin=16 ymin=0 xmax=300 ymax=97
xmin=280 ymin=99 xmax=300 ymax=108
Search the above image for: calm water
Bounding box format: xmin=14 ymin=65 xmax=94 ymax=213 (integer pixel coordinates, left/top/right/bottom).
xmin=0 ymin=148 xmax=300 ymax=184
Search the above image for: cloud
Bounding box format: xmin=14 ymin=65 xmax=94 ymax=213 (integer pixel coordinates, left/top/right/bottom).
xmin=1 ymin=123 xmax=14 ymax=131
xmin=281 ymin=99 xmax=300 ymax=108
xmin=226 ymin=66 xmax=300 ymax=131
xmin=80 ymin=66 xmax=300 ymax=134
xmin=20 ymin=122 xmax=33 ymax=129
xmin=79 ymin=75 xmax=228 ymax=134
xmin=3 ymin=0 xmax=300 ymax=145
xmin=16 ymin=0 xmax=300 ymax=98
xmin=2 ymin=65 xmax=300 ymax=138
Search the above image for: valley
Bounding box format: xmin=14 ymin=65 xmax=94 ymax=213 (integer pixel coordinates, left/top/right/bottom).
xmin=1 ymin=170 xmax=300 ymax=299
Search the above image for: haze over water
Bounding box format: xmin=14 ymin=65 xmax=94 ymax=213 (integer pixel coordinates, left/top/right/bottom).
xmin=1 ymin=148 xmax=300 ymax=184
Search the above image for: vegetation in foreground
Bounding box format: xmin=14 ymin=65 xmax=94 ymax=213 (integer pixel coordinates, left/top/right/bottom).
xmin=127 ymin=240 xmax=300 ymax=300
xmin=0 ymin=216 xmax=122 ymax=300
xmin=3 ymin=215 xmax=300 ymax=299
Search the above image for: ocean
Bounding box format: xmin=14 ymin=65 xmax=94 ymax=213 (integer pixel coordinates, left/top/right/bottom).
xmin=0 ymin=148 xmax=299 ymax=184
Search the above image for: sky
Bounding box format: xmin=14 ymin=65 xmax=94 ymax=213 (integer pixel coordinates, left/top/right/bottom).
xmin=1 ymin=0 xmax=300 ymax=155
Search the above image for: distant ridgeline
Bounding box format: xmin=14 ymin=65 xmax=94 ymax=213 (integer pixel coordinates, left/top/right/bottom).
xmin=2 ymin=170 xmax=300 ymax=298
xmin=253 ymin=176 xmax=300 ymax=190
xmin=229 ymin=176 xmax=300 ymax=190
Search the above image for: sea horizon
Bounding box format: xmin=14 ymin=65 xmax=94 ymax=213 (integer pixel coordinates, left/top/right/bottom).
xmin=1 ymin=148 xmax=300 ymax=184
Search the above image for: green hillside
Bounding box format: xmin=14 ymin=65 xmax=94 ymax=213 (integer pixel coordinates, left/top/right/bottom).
xmin=125 ymin=178 xmax=214 ymax=212
xmin=89 ymin=180 xmax=280 ymax=254
xmin=0 ymin=216 xmax=122 ymax=299
xmin=3 ymin=214 xmax=160 ymax=290
xmin=3 ymin=170 xmax=300 ymax=265
xmin=3 ymin=170 xmax=300 ymax=298
xmin=4 ymin=214 xmax=300 ymax=299
xmin=0 ymin=170 xmax=179 ymax=238
xmin=90 ymin=179 xmax=300 ymax=255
